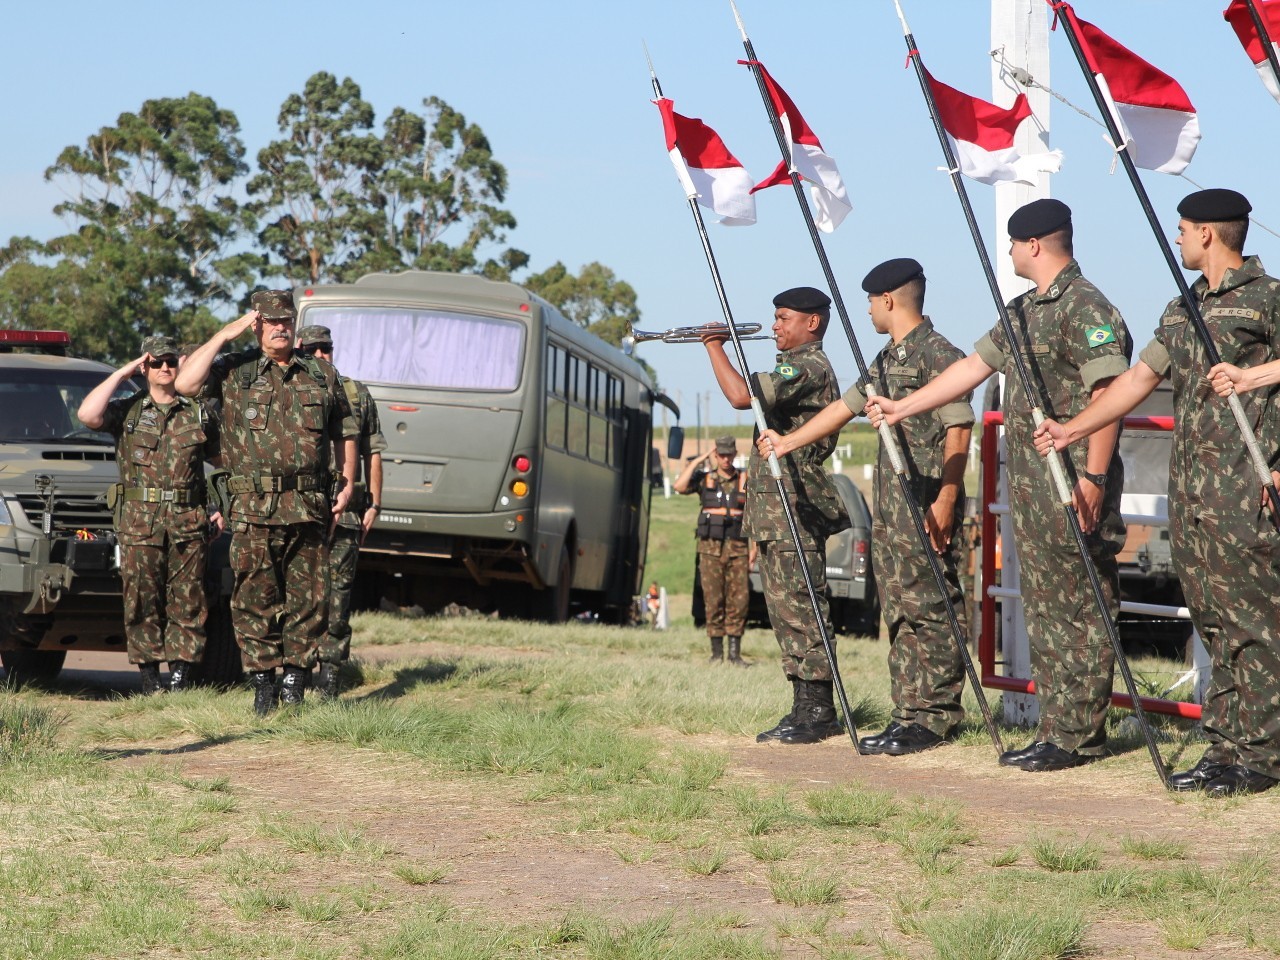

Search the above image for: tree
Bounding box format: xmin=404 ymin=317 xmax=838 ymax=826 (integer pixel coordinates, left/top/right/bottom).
xmin=524 ymin=261 xmax=655 ymax=381
xmin=247 ymin=72 xmax=385 ymax=285
xmin=0 ymin=94 xmax=254 ymax=360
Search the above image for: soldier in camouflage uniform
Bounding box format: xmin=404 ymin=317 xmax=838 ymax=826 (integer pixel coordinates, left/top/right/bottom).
xmin=673 ymin=435 xmax=751 ymax=666
xmin=78 ymin=335 xmax=221 ymax=694
xmin=870 ymin=201 xmax=1131 ymax=772
xmin=700 ymin=286 xmax=850 ymax=744
xmin=177 ymin=291 xmax=357 ymax=714
xmin=760 ymin=259 xmax=974 ymax=757
xmin=296 ymin=324 xmax=386 ymax=699
xmin=1040 ymin=189 xmax=1280 ymax=797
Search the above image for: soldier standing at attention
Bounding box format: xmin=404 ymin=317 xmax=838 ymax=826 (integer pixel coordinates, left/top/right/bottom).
xmin=78 ymin=335 xmax=222 ymax=694
xmin=177 ymin=291 xmax=357 ymax=714
xmin=1038 ymin=189 xmax=1280 ymax=797
xmin=295 ymin=324 xmax=386 ymax=699
xmin=700 ymin=287 xmax=850 ymax=745
xmin=673 ymin=435 xmax=752 ymax=666
xmin=868 ymin=200 xmax=1131 ymax=772
xmin=759 ymin=259 xmax=974 ymax=756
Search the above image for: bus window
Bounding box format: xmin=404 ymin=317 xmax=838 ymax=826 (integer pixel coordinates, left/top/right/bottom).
xmin=302 ymin=307 xmax=525 ymax=390
xmin=589 ymin=413 xmax=608 ymax=464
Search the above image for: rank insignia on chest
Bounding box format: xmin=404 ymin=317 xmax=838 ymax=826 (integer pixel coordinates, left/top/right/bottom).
xmin=896 ymin=346 xmax=907 ymax=361
xmin=140 ymin=413 xmax=158 ymax=426
xmin=1085 ymin=325 xmax=1116 ymax=348
xmin=775 ymin=363 xmax=798 ymax=380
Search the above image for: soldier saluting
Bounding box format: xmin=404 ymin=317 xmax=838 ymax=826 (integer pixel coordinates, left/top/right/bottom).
xmin=78 ymin=335 xmax=222 ymax=695
xmin=177 ymin=291 xmax=357 ymax=714
xmin=673 ymin=435 xmax=753 ymax=666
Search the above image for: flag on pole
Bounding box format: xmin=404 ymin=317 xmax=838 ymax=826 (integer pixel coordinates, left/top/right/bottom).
xmin=927 ymin=69 xmax=1062 ymax=186
xmin=654 ymin=98 xmax=756 ymax=226
xmin=1055 ymin=3 xmax=1200 ymax=175
xmin=1224 ymin=0 xmax=1280 ymax=105
xmin=741 ymin=61 xmax=851 ymax=232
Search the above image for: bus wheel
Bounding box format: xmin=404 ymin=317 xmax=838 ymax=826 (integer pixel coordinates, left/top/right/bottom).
xmin=535 ymin=545 xmax=573 ymax=624
xmin=1 ymin=649 xmax=66 ymax=687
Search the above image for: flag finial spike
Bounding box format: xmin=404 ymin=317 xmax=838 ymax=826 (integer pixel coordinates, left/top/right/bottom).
xmin=729 ymin=0 xmax=748 ymax=42
xmin=892 ymin=0 xmax=911 ymax=38
xmin=642 ymin=40 xmax=663 ymax=98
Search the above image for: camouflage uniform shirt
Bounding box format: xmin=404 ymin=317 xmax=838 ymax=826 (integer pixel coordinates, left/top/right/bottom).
xmin=102 ymin=391 xmax=219 ymax=544
xmin=205 ymin=348 xmax=356 ymax=525
xmin=744 ymin=340 xmax=851 ymax=545
xmin=1139 ymin=255 xmax=1280 ymax=776
xmin=335 ymin=376 xmax=387 ymax=530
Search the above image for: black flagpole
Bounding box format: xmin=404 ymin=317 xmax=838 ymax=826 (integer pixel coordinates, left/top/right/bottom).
xmin=1053 ymin=0 xmax=1280 ymax=530
xmin=1243 ymin=0 xmax=1280 ymax=101
xmin=646 ymin=53 xmax=862 ymax=752
xmin=892 ymin=0 xmax=1169 ymax=787
xmin=728 ymin=0 xmax=1006 ymax=757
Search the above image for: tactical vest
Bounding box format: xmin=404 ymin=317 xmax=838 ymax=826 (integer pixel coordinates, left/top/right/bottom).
xmin=696 ymin=469 xmax=747 ymax=541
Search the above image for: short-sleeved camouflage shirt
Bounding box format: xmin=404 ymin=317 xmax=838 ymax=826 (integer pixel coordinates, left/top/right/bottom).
xmin=743 ymin=340 xmax=851 ymax=543
xmin=1140 ymin=255 xmax=1280 ymax=504
xmin=336 ymin=376 xmax=388 ymax=529
xmin=102 ymin=390 xmax=219 ymax=543
xmin=206 ymin=348 xmax=357 ymax=526
xmin=842 ymin=317 xmax=974 ymax=498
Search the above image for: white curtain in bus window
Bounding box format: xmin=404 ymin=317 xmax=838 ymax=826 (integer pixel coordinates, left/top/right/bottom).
xmin=310 ymin=309 xmax=525 ymax=390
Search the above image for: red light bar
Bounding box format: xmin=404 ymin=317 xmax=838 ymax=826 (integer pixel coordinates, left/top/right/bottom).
xmin=0 ymin=330 xmax=71 ymax=345
xmin=388 ymin=404 xmax=418 ymax=412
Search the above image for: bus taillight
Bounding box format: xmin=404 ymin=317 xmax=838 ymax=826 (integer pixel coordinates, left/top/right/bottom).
xmin=510 ymin=480 xmax=530 ymax=498
xmin=513 ymin=455 xmax=531 ymax=473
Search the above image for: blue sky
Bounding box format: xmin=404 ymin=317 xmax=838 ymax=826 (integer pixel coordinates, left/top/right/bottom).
xmin=4 ymin=1 xmax=1277 ymax=425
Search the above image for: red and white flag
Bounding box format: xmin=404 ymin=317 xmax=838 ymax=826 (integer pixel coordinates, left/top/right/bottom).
xmin=742 ymin=61 xmax=851 ymax=233
xmin=927 ymin=70 xmax=1061 ymax=186
xmin=654 ymin=98 xmax=756 ymax=227
xmin=1224 ymin=0 xmax=1280 ymax=105
xmin=1057 ymin=4 xmax=1200 ymax=175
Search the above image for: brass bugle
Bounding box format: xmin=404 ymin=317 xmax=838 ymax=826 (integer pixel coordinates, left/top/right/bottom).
xmin=624 ymin=323 xmax=770 ymax=345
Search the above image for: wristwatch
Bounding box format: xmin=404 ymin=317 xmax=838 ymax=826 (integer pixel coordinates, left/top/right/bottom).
xmin=1083 ymin=471 xmax=1107 ymax=488
xmin=370 ymin=504 xmax=382 ymax=514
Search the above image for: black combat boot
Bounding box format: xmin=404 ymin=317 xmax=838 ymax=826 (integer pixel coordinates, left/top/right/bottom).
xmin=726 ymin=636 xmax=750 ymax=667
xmin=138 ymin=662 xmax=164 ymax=696
xmin=708 ymin=636 xmax=724 ymax=663
xmin=756 ymin=676 xmax=802 ymax=742
xmin=279 ymin=665 xmax=307 ymax=706
xmin=316 ymin=661 xmax=341 ymax=700
xmin=779 ymin=680 xmax=843 ymax=744
xmin=168 ymin=661 xmax=194 ymax=692
xmin=249 ymin=669 xmax=278 ymax=716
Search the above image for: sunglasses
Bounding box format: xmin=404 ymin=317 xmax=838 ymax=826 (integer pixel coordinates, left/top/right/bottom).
xmin=299 ymin=344 xmax=333 ymax=356
xmin=147 ymin=357 xmax=179 ymax=369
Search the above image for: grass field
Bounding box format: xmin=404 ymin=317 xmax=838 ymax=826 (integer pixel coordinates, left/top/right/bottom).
xmin=2 ymin=610 xmax=1278 ymax=960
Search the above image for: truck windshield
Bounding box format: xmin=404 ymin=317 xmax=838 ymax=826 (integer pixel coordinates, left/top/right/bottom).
xmin=0 ymin=370 xmax=133 ymax=444
xmin=304 ymin=306 xmax=526 ymax=391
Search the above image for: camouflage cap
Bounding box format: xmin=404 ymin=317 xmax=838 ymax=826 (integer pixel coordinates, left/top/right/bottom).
xmin=140 ymin=335 xmax=180 ymax=358
xmin=177 ymin=342 xmax=200 ymax=358
xmin=715 ymin=435 xmax=737 ymax=456
xmin=296 ymin=325 xmax=334 ymax=348
xmin=250 ymin=289 xmax=296 ymax=320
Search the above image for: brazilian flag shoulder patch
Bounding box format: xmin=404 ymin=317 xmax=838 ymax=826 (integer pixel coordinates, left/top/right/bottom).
xmin=1085 ymin=324 xmax=1116 ymax=349
xmin=775 ymin=363 xmax=799 ymax=380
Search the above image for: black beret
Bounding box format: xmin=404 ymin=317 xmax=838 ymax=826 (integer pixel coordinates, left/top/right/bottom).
xmin=1007 ymin=198 xmax=1072 ymax=241
xmin=772 ymin=286 xmax=831 ymax=312
xmin=1178 ymin=188 xmax=1251 ymax=222
xmin=862 ymin=258 xmax=925 ymax=295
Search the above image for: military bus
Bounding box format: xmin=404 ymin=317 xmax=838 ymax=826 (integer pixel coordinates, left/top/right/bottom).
xmin=295 ymin=271 xmax=677 ymax=623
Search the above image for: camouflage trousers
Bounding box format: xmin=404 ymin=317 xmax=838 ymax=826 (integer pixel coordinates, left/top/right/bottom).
xmin=756 ymin=539 xmax=832 ymax=681
xmin=120 ymin=535 xmax=208 ymax=665
xmin=697 ymin=536 xmax=750 ymax=638
xmin=873 ymin=493 xmax=966 ymax=737
xmin=1009 ymin=492 xmax=1118 ymax=756
xmin=229 ymin=521 xmax=328 ymax=672
xmin=318 ymin=524 xmax=360 ymax=663
xmin=1172 ymin=505 xmax=1280 ymax=777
